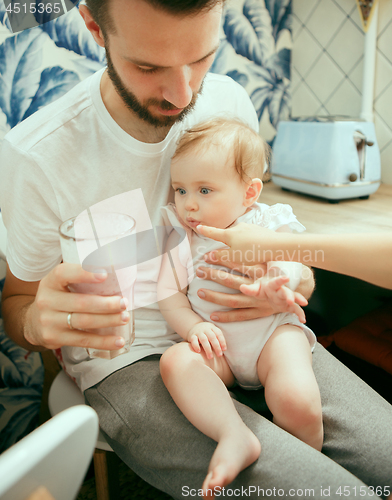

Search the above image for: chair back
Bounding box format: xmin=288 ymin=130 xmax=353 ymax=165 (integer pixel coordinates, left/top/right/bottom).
xmin=0 ymin=405 xmax=98 ymax=500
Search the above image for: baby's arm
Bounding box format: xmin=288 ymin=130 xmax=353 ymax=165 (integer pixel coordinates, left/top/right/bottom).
xmin=268 ymin=225 xmax=315 ymax=300
xmin=157 ymin=231 xmax=226 ymax=358
xmin=268 ymin=262 xmax=315 ymax=300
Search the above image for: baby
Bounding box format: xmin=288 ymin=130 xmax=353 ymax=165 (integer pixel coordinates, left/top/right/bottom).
xmin=158 ymin=118 xmax=323 ymax=496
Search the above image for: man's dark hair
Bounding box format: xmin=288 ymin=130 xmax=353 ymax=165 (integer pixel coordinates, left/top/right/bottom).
xmin=85 ymin=0 xmax=224 ymax=36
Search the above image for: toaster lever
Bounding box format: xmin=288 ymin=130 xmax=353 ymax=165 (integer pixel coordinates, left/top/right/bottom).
xmin=354 ymin=131 xmax=368 ymax=181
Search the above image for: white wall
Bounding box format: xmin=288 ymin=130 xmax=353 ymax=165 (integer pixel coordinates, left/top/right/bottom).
xmin=291 ymin=0 xmax=392 ymax=184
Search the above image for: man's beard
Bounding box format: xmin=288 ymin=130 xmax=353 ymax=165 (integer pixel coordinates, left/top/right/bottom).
xmin=105 ymin=47 xmax=203 ymax=128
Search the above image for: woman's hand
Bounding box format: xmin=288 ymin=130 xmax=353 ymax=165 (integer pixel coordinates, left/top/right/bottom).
xmin=197 ymin=223 xmax=286 ymax=266
xmin=194 ymin=224 xmax=308 ymax=323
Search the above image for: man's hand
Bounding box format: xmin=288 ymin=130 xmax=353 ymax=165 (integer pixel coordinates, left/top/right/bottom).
xmin=7 ymin=263 xmax=130 ymax=351
xmin=188 ymin=322 xmax=227 ymax=359
xmin=195 ymin=260 xmax=277 ymax=323
xmin=240 ymin=275 xmax=308 ymax=323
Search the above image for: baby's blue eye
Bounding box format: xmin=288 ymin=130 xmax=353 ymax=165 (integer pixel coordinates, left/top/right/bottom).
xmin=200 ymin=188 xmax=211 ymax=195
xmin=176 ymin=188 xmax=186 ymax=195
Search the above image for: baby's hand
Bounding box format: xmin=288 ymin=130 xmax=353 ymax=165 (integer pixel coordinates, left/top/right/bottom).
xmin=188 ymin=322 xmax=227 ymax=359
xmin=240 ymin=275 xmax=308 ymax=323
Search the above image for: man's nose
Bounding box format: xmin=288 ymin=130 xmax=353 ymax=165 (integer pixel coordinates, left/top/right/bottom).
xmin=162 ymin=66 xmax=193 ymax=109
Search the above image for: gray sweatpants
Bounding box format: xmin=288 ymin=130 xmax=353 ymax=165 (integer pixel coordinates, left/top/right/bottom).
xmin=85 ymin=344 xmax=392 ymax=499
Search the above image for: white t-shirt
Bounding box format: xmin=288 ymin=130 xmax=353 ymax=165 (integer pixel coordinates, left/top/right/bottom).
xmin=0 ymin=68 xmax=258 ymax=392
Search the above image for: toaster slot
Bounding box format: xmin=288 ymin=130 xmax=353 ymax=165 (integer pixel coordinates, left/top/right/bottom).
xmin=353 ymin=130 xmax=374 ymax=181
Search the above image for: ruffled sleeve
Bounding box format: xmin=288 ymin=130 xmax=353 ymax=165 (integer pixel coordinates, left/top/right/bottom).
xmin=239 ymin=203 xmax=306 ymax=233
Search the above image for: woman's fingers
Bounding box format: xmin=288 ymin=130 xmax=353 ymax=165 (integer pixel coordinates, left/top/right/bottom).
xmin=196 ymin=225 xmax=228 ymax=243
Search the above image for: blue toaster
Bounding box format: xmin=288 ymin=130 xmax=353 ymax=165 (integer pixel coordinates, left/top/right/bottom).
xmin=271 ymin=118 xmax=381 ymax=202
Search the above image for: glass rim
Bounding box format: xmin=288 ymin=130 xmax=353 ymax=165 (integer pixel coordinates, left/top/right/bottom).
xmin=59 ymin=212 xmax=136 ymax=242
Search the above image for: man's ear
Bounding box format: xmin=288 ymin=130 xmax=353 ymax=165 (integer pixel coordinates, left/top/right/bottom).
xmin=244 ymin=178 xmax=263 ymax=206
xmin=79 ymin=5 xmax=106 ymax=48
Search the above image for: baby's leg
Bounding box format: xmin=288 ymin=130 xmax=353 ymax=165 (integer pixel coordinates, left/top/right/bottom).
xmin=160 ymin=342 xmax=261 ymax=496
xmin=257 ymin=325 xmax=323 ymax=451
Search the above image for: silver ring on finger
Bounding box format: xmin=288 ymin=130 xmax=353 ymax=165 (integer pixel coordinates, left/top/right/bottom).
xmin=67 ymin=312 xmax=74 ymax=330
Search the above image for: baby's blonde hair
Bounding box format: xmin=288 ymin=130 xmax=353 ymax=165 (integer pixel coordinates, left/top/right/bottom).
xmin=172 ymin=117 xmax=270 ymax=183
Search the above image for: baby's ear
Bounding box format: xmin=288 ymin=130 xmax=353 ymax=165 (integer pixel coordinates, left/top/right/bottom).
xmin=244 ymin=178 xmax=263 ymax=206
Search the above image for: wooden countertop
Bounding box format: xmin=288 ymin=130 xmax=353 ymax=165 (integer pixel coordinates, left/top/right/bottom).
xmin=260 ymin=182 xmax=392 ymax=234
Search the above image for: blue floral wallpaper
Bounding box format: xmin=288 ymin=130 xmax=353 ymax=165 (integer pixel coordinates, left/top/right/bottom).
xmin=0 ymin=0 xmax=292 ymax=144
xmin=211 ymin=0 xmax=291 ymax=140
xmin=0 ymin=0 xmax=291 ymax=450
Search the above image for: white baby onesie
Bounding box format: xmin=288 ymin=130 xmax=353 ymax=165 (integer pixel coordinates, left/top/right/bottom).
xmin=161 ymin=203 xmax=316 ymax=390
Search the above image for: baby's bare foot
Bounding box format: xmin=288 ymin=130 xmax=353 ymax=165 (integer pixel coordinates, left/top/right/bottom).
xmin=202 ymin=426 xmax=261 ymax=499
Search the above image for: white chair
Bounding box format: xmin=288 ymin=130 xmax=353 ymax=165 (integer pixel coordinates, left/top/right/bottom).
xmin=0 ymin=405 xmax=98 ymax=500
xmin=48 ymin=370 xmax=113 ymax=454
xmin=48 ymin=371 xmax=121 ymax=500
xmin=0 ymin=213 xmax=121 ymax=500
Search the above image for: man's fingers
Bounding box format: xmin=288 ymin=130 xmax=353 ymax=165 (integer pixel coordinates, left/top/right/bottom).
xmin=243 ymin=264 xmax=268 ymax=280
xmin=47 ymin=262 xmax=107 ymax=290
xmin=49 ymin=290 xmax=128 ymax=315
xmin=40 ymin=329 xmax=126 ymax=350
xmin=204 ymin=248 xmax=259 ymax=267
xmin=203 ymin=250 xmax=240 ymax=268
xmin=212 ymin=307 xmax=270 ymax=323
xmin=61 ymin=310 xmax=130 ymax=331
xmin=196 ymin=266 xmax=252 ymax=290
xmin=198 ymin=288 xmax=254 ymax=308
